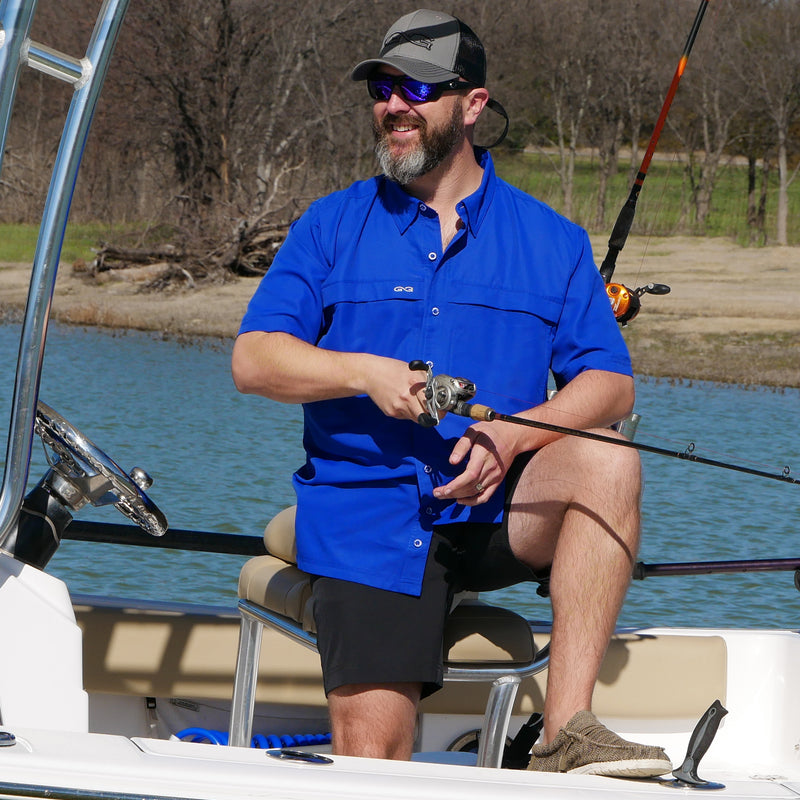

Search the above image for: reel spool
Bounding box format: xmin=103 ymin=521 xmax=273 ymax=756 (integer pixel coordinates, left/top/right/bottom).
xmin=606 ymin=281 xmax=671 ymax=325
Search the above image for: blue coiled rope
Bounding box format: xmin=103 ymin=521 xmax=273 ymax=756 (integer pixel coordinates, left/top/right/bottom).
xmin=176 ymin=728 xmax=331 ymax=748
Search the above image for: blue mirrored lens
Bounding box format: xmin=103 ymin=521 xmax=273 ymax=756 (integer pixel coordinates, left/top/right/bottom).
xmin=402 ymin=79 xmax=436 ymax=101
xmin=367 ymin=77 xmax=438 ymax=103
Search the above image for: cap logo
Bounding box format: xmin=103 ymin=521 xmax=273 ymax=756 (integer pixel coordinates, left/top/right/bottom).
xmin=383 ymin=30 xmax=434 ymax=51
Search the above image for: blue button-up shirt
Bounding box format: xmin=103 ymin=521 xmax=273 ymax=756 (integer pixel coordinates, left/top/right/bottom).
xmin=239 ymin=150 xmax=631 ymax=595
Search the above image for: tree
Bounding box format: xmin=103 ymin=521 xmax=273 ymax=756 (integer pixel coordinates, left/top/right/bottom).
xmin=738 ymin=0 xmax=800 ymax=245
xmin=669 ymin=0 xmax=748 ymax=232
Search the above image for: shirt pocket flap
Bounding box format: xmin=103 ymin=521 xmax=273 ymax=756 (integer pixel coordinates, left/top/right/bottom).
xmin=322 ymin=278 xmax=422 ymax=304
xmin=448 ymin=284 xmax=562 ymax=324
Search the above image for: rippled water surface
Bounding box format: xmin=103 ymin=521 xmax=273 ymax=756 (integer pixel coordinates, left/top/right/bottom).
xmin=1 ymin=323 xmax=798 ymax=630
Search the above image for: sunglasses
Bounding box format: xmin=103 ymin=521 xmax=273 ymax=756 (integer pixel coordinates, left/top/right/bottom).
xmin=367 ymin=74 xmax=477 ymax=104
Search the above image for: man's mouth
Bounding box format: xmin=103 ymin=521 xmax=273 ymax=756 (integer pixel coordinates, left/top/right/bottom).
xmin=383 ymin=115 xmax=423 ymax=136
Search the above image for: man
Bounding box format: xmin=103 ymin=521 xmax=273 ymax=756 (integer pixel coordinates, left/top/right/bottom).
xmin=232 ymin=9 xmax=671 ymax=777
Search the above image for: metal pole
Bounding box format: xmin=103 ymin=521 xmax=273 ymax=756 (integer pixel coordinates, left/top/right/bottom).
xmin=0 ymin=0 xmax=132 ymax=547
xmin=0 ymin=0 xmax=39 ymax=175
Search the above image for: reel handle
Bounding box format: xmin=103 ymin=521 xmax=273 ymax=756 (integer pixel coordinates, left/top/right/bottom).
xmin=408 ymin=360 xmax=437 ymax=427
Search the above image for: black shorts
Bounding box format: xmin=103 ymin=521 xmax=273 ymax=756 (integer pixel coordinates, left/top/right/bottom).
xmin=311 ymin=455 xmax=548 ymax=697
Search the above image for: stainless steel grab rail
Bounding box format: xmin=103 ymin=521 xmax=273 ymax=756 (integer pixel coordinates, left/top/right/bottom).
xmin=0 ymin=0 xmax=130 ymax=547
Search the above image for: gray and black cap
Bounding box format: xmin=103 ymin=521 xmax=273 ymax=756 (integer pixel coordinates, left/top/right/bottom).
xmin=351 ymin=8 xmax=508 ymax=146
xmin=351 ymin=9 xmax=486 ymax=85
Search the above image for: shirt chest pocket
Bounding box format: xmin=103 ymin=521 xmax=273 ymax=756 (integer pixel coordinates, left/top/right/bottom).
xmin=446 ymin=283 xmax=562 ymax=326
xmin=318 ymin=279 xmax=424 ymax=355
xmin=441 ymin=284 xmax=563 ymax=384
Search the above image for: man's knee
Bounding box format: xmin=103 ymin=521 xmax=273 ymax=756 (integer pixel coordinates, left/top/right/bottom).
xmin=528 ymin=431 xmax=641 ymax=494
xmin=328 ymin=683 xmax=421 ymax=759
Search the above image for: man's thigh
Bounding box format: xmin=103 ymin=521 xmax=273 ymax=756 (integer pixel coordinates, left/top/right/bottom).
xmin=503 ymin=430 xmax=642 ymax=570
xmin=312 ymin=551 xmax=452 ymax=698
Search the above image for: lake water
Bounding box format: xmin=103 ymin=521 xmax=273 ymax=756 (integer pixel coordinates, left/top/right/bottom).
xmin=1 ymin=322 xmax=798 ymax=630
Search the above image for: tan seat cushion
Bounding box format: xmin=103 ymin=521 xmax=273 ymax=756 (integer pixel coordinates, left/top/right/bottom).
xmin=238 ymin=555 xmax=315 ymax=632
xmin=444 ymin=601 xmax=535 ymax=665
xmin=242 ymin=506 xmax=537 ymax=666
xmin=263 ymin=505 xmax=297 ymax=563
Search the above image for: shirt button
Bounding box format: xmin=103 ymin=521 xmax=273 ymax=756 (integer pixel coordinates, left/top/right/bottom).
xmin=428 ymin=252 xmax=437 ymax=261
xmin=431 ymin=307 xmax=440 ymax=316
xmin=425 ymin=507 xmax=433 ymax=515
xmin=413 ymin=538 xmax=423 ymax=548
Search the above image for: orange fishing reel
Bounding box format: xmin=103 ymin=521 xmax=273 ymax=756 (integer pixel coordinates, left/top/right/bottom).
xmin=606 ymin=282 xmax=671 ymax=325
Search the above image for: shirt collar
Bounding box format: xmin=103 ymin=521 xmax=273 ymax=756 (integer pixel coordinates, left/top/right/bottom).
xmin=460 ymin=148 xmax=495 ymax=237
xmin=379 ymin=147 xmax=496 ymax=237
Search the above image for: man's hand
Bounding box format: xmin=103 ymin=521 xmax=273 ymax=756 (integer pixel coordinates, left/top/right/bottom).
xmin=432 ymin=419 xmax=523 ymax=505
xmin=362 ymin=357 xmax=430 ymax=422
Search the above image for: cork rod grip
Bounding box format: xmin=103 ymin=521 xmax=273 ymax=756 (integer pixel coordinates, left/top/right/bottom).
xmin=454 ymin=402 xmax=496 ymax=422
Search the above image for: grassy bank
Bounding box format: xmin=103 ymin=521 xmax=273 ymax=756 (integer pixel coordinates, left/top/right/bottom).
xmin=494 ymin=151 xmax=800 ymax=246
xmin=0 ymin=222 xmax=146 ymax=265
xmin=3 ymin=151 xmax=800 ymax=265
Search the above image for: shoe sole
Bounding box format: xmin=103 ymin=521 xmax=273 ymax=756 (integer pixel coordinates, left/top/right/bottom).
xmin=568 ymin=758 xmax=673 ymax=778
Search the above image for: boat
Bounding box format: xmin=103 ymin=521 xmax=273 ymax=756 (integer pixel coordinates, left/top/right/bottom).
xmin=1 ymin=1 xmax=800 ymax=798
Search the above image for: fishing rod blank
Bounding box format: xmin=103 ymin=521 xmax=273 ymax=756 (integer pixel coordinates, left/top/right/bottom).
xmin=599 ymin=0 xmax=710 ymax=284
xmin=452 ymin=401 xmax=799 ymax=487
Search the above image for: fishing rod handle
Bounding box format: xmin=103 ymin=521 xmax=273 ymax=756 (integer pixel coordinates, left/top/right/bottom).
xmin=453 ymin=402 xmax=496 ymax=422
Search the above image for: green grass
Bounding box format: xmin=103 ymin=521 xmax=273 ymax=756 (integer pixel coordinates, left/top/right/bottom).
xmin=0 ymin=222 xmax=146 ymax=264
xmin=494 ymin=151 xmax=800 ymax=245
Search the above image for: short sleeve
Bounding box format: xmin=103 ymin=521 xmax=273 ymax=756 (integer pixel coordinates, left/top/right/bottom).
xmin=238 ymin=204 xmax=330 ymax=343
xmin=550 ymin=231 xmax=632 ymax=387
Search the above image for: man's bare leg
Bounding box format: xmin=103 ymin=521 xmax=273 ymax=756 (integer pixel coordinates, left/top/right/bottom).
xmin=506 ymin=431 xmax=641 ymax=745
xmin=328 ymin=682 xmax=421 ymax=759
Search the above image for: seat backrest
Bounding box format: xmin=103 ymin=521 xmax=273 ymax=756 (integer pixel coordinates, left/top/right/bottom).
xmin=263 ymin=505 xmax=298 ymax=564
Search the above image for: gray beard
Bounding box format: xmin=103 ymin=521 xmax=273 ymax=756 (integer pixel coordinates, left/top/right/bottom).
xmin=375 ymin=138 xmax=430 ymax=185
xmin=373 ymin=103 xmax=464 ymax=185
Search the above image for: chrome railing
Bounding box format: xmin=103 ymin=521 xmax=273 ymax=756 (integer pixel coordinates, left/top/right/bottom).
xmin=0 ymin=0 xmax=130 ymax=547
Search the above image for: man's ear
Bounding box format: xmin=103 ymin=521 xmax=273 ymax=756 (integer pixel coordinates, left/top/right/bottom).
xmin=464 ymin=87 xmax=490 ymax=126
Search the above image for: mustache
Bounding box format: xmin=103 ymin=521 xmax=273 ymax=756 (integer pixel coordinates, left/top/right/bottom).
xmin=377 ymin=113 xmax=426 ymax=135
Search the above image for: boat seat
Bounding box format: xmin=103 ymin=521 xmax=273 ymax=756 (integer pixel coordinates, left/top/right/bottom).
xmin=228 ymin=505 xmax=550 ymax=768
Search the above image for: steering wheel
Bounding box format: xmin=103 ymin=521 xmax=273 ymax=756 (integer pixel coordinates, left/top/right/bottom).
xmin=34 ymin=401 xmax=168 ymax=537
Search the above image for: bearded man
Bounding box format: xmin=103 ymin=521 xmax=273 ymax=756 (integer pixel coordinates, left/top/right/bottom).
xmin=232 ymin=8 xmax=671 ymax=777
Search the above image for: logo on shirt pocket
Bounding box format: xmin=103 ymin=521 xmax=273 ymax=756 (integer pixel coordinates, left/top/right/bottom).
xmin=393 ymin=286 xmax=414 ymax=293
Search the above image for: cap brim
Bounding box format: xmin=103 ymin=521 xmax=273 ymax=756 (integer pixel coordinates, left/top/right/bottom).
xmin=351 ymin=56 xmax=459 ymax=83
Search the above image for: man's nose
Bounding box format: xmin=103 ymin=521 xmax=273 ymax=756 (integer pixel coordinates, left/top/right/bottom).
xmin=385 ymin=88 xmax=412 ymax=113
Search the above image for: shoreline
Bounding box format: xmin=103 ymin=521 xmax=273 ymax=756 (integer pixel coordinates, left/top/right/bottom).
xmin=1 ymin=235 xmax=799 ymax=388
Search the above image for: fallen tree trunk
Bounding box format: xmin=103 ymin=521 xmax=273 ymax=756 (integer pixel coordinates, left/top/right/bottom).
xmin=91 ymin=216 xmax=291 ymax=286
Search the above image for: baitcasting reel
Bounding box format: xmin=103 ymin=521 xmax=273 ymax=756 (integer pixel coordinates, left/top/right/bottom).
xmin=606 ymin=281 xmax=671 ymax=325
xmin=409 ymin=360 xmax=476 ymax=427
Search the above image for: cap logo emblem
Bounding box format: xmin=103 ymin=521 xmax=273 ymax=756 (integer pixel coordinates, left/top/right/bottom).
xmin=384 ymin=31 xmax=434 ymax=51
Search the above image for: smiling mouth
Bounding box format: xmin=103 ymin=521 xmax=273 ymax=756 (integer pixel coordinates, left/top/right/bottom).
xmin=383 ymin=114 xmax=423 ymax=136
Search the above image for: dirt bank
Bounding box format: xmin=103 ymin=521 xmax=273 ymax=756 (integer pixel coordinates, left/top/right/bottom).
xmin=1 ymin=235 xmax=798 ymax=387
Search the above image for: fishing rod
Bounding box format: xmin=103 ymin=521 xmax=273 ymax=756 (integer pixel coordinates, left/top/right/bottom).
xmin=600 ymin=0 xmax=710 ymax=324
xmin=410 ymin=363 xmax=798 ymax=486
xmin=633 ymin=557 xmax=800 ymax=586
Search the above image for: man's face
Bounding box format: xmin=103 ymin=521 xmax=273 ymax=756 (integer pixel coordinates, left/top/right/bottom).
xmin=371 ymin=69 xmax=466 ymax=185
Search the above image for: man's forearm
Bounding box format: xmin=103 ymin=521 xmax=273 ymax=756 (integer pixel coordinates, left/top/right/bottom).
xmin=508 ymin=370 xmax=635 ymax=453
xmin=232 ymin=331 xmax=373 ymax=403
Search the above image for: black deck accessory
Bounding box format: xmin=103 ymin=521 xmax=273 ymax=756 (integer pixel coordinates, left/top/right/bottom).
xmin=502 ymin=712 xmax=544 ymax=769
xmin=671 ymin=699 xmax=728 ymax=789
